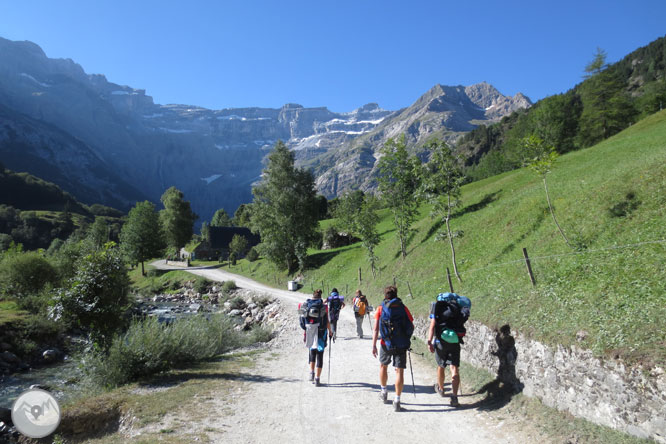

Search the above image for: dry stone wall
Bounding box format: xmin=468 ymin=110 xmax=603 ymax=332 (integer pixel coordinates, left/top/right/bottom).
xmin=414 ymin=318 xmax=666 ymax=443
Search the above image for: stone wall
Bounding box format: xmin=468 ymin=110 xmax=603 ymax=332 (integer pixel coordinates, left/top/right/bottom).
xmin=414 ymin=318 xmax=666 ymax=443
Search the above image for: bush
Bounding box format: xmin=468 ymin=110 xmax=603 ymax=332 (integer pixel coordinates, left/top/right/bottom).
xmin=194 ymin=277 xmax=211 ymax=294
xmin=51 ymin=243 xmax=130 ymax=349
xmin=229 ymin=295 xmax=245 ymax=310
xmin=222 ymin=280 xmax=237 ymax=294
xmin=0 ymin=251 xmax=58 ymax=298
xmin=245 ymin=247 xmax=258 ymax=262
xmin=84 ymin=314 xmax=244 ymax=387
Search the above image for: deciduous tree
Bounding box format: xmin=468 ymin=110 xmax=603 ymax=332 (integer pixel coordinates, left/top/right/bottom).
xmin=521 ymin=135 xmax=571 ymax=248
xmin=120 ymin=201 xmax=164 ymax=275
xmin=376 ymin=135 xmax=422 ymax=259
xmin=250 ymin=141 xmax=319 ymax=273
xmin=422 ymin=139 xmax=464 ymax=281
xmin=159 ymin=187 xmax=197 ymax=257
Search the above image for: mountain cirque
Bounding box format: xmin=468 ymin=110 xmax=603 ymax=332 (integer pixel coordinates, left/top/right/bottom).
xmin=0 ymin=37 xmax=530 ymax=218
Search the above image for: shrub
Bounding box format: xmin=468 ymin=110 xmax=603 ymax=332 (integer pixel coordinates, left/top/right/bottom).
xmin=229 ymin=296 xmax=245 ymax=310
xmin=194 ymin=277 xmax=211 ymax=294
xmin=245 ymin=247 xmax=258 ymax=262
xmin=84 ymin=314 xmax=244 ymax=387
xmin=0 ymin=251 xmax=58 ymax=299
xmin=51 ymin=243 xmax=130 ymax=349
xmin=222 ymin=280 xmax=237 ymax=294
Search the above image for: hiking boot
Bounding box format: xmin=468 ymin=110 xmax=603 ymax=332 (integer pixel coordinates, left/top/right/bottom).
xmin=393 ymin=400 xmax=401 ymax=412
xmin=309 ymin=372 xmax=314 ymax=382
xmin=379 ymin=390 xmax=388 ymax=404
xmin=450 ymin=396 xmax=459 ymax=407
xmin=314 ymin=378 xmax=321 ymax=387
xmin=434 ymin=383 xmax=445 ymax=397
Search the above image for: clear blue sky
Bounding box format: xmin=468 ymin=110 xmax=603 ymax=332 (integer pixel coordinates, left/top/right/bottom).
xmin=1 ymin=0 xmax=664 ymax=113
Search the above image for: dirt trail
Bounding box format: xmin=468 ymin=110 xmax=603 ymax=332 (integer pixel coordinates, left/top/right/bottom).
xmin=152 ymin=262 xmax=536 ymax=444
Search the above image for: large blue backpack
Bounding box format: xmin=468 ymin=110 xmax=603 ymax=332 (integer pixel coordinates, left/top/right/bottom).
xmin=379 ymin=298 xmax=414 ymax=352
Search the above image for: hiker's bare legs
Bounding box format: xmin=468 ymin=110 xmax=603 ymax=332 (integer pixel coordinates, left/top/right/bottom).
xmin=395 ymin=368 xmax=405 ymax=396
xmin=316 ymin=366 xmax=323 ymax=378
xmin=451 ymin=365 xmax=460 ymax=396
xmin=437 ymin=365 xmax=446 ymax=392
xmin=379 ymin=364 xmax=388 ymax=387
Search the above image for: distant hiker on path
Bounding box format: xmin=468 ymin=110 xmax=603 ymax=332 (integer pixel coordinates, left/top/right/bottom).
xmin=427 ymin=292 xmax=471 ymax=407
xmin=299 ymin=289 xmax=334 ymax=386
xmin=326 ymin=288 xmax=345 ymax=339
xmin=372 ymin=285 xmax=414 ymax=412
xmin=352 ymin=289 xmax=371 ymax=338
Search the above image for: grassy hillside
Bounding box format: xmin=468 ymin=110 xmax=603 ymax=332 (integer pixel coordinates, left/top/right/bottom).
xmin=232 ymin=110 xmax=666 ymax=367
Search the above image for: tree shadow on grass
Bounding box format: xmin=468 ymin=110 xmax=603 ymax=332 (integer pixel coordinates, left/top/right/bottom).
xmin=307 ymin=250 xmax=344 ymax=269
xmin=493 ymin=207 xmax=547 ymax=262
xmin=454 ymin=190 xmax=502 ymax=218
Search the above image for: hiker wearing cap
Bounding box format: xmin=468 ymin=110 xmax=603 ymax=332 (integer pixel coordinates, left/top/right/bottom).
xmin=372 ymin=285 xmax=414 ymax=412
xmin=427 ymin=292 xmax=471 ymax=407
xmin=352 ymin=289 xmax=371 ymax=338
xmin=326 ymin=288 xmax=345 ymax=339
xmin=299 ymin=289 xmax=334 ymax=386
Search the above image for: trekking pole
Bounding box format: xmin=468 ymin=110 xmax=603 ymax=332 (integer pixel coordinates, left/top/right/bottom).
xmin=328 ymin=334 xmax=332 ymax=384
xmin=408 ymin=349 xmax=416 ymax=398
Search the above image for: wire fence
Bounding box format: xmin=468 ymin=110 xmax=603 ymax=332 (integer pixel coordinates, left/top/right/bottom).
xmin=297 ymin=238 xmax=666 ymax=300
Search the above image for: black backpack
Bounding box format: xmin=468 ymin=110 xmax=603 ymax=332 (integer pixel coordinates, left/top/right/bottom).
xmin=303 ymin=298 xmax=325 ymax=323
xmin=432 ymin=297 xmax=469 ymax=339
xmin=379 ymin=298 xmax=414 ymax=352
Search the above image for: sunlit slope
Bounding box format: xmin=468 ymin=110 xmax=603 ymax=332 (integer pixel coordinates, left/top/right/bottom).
xmin=303 ymin=110 xmax=666 ymax=366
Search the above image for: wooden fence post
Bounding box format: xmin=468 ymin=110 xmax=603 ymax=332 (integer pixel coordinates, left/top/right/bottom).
xmin=358 ymin=267 xmax=362 ymax=284
xmin=446 ymin=267 xmax=454 ymax=293
xmin=522 ymin=247 xmax=536 ymax=286
xmin=406 ymin=281 xmax=414 ymax=299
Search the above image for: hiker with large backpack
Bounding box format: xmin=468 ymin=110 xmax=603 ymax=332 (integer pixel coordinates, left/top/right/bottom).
xmin=299 ymin=289 xmax=334 ymax=386
xmin=372 ymin=285 xmax=414 ymax=412
xmin=427 ymin=292 xmax=471 ymax=407
xmin=352 ymin=289 xmax=372 ymax=338
xmin=326 ymin=288 xmax=345 ymax=339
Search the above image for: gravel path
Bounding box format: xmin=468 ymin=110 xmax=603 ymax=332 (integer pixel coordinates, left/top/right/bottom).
xmin=152 ymin=261 xmax=537 ymax=444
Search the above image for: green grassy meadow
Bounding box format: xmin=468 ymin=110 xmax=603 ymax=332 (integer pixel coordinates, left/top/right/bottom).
xmin=229 ymin=110 xmax=666 ymax=367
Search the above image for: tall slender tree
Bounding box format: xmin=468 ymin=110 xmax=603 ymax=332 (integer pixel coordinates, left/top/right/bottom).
xmin=250 ymin=141 xmax=319 ymax=272
xmin=376 ymin=135 xmax=422 ymax=259
xmin=521 ymin=135 xmax=571 ymax=248
xmin=120 ymin=201 xmax=165 ymax=275
xmin=159 ymin=187 xmax=197 ymax=257
xmin=423 ymin=138 xmax=464 ymax=282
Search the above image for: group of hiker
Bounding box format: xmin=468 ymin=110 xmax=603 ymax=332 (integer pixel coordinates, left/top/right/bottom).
xmin=298 ymin=284 xmax=471 ymax=412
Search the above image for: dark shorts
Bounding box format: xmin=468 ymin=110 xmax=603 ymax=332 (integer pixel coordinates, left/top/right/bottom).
xmin=379 ymin=345 xmax=407 ymax=369
xmin=309 ymin=349 xmax=324 ymax=368
xmin=435 ymin=341 xmax=460 ymax=368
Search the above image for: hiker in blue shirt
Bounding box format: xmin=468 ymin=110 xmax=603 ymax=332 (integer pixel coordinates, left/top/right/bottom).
xmin=326 ymin=288 xmax=345 ymax=339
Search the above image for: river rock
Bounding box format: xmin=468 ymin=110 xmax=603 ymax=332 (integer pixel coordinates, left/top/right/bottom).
xmin=42 ymin=349 xmax=61 ymax=363
xmin=0 ymin=351 xmax=20 ymax=364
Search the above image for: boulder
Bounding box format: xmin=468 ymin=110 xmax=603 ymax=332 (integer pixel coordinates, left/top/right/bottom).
xmin=42 ymin=349 xmax=60 ymax=363
xmin=228 ymin=309 xmax=243 ymax=317
xmin=0 ymin=352 xmax=20 ymax=364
